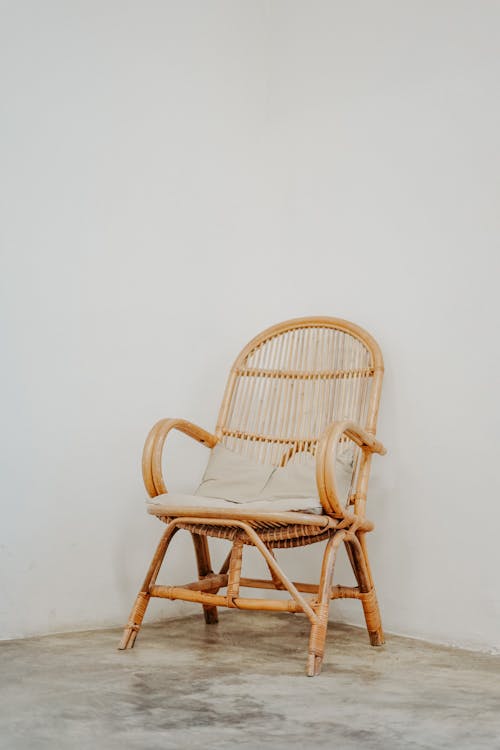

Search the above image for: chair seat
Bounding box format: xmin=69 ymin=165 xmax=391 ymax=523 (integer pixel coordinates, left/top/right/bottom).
xmin=147 ymin=494 xmax=333 ymax=548
xmin=148 ymin=492 xmax=323 ymax=515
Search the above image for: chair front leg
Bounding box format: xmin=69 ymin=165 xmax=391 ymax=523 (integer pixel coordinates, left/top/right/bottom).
xmin=118 ymin=523 xmax=178 ymax=649
xmin=307 ymin=531 xmax=346 ymax=676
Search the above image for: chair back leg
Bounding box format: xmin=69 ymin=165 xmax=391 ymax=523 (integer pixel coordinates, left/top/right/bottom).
xmin=192 ymin=533 xmax=219 ymax=624
xmin=345 ymin=533 xmax=385 ymax=646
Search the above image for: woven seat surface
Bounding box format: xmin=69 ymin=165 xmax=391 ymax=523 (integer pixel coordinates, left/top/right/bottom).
xmin=156 ymin=515 xmax=333 ymax=548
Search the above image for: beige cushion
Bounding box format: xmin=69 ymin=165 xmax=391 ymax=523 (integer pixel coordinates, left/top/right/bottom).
xmin=192 ymin=444 xmax=353 ymax=512
xmin=148 ymin=492 xmax=325 ymax=515
xmin=195 ymin=444 xmax=271 ymax=500
xmin=148 ymin=445 xmax=354 ymax=515
xmin=260 ymin=453 xmax=318 ymax=500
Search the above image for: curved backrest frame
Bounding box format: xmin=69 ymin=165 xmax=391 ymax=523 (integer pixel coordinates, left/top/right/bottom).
xmin=215 ymin=317 xmax=384 ymax=479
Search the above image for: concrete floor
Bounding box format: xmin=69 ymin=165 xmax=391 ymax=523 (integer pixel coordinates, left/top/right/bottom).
xmin=1 ymin=613 xmax=499 ymax=750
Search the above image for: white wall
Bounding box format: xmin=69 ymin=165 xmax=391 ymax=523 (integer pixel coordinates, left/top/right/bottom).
xmin=0 ymin=0 xmax=276 ymax=638
xmin=1 ymin=1 xmax=499 ymax=651
xmin=263 ymin=1 xmax=500 ymax=652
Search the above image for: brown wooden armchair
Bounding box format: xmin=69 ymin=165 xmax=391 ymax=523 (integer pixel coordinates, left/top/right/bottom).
xmin=119 ymin=317 xmax=386 ymax=676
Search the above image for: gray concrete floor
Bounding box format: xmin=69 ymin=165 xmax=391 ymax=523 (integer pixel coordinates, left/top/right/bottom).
xmin=0 ymin=612 xmax=499 ymax=750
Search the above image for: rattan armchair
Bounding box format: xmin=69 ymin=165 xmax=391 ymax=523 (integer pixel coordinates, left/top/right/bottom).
xmin=119 ymin=317 xmax=386 ymax=676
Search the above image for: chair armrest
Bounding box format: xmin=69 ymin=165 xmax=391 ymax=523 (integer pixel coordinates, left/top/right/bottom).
xmin=142 ymin=418 xmax=218 ymax=497
xmin=315 ymin=420 xmax=386 ymax=517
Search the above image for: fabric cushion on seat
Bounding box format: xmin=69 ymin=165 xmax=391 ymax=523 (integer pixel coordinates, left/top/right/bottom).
xmin=195 ymin=444 xmax=271 ymax=500
xmin=148 ymin=492 xmax=325 ymax=514
xmin=191 ymin=443 xmax=353 ymax=513
xmin=259 ymin=452 xmax=317 ymax=500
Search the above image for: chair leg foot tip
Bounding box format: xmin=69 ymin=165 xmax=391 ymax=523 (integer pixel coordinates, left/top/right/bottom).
xmin=369 ymin=631 xmax=385 ymax=647
xmin=204 ymin=614 xmax=219 ymax=625
xmin=118 ymin=629 xmax=138 ymax=650
xmin=306 ymin=654 xmax=323 ymax=677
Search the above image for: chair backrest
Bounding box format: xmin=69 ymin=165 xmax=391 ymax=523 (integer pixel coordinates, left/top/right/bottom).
xmin=216 ymin=317 xmax=384 ymax=472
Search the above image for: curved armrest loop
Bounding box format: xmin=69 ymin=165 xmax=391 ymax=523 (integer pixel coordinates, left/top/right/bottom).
xmin=142 ymin=418 xmax=218 ymax=497
xmin=315 ymin=420 xmax=386 ymax=518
